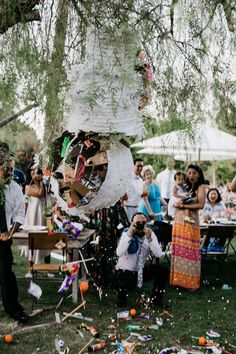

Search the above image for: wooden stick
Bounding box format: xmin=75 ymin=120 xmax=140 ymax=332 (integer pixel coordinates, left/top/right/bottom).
xmin=62 ymin=257 xmax=94 ymax=267
xmin=79 ymin=250 xmax=89 ymax=274
xmin=12 ymin=322 xmax=56 ymax=335
xmin=160 ymin=310 xmax=173 ymax=317
xmin=80 ymin=287 xmax=86 ymax=310
xmin=56 ymin=296 xmax=64 ymax=310
xmin=78 ymin=338 xmax=94 ymax=354
xmin=61 ymin=301 xmax=86 ymax=322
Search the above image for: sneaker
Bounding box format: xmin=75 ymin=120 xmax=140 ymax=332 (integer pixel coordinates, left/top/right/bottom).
xmin=11 ymin=310 xmax=29 ymax=324
xmin=25 ymin=271 xmax=33 ymax=279
xmin=184 ymin=216 xmax=195 ymax=224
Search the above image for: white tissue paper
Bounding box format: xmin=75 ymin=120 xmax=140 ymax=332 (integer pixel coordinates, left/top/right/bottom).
xmin=28 ymin=281 xmax=42 ymax=299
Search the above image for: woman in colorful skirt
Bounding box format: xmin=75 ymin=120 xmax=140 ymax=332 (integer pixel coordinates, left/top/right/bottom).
xmin=170 ymin=164 xmax=206 ymax=291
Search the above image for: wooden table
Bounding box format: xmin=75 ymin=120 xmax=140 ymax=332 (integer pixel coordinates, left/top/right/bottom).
xmin=13 ymin=228 xmax=96 ymax=303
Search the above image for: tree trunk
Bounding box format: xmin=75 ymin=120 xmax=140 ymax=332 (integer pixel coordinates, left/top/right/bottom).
xmin=44 ymin=0 xmax=69 ymax=142
xmin=0 ymin=0 xmax=41 ymax=34
xmin=219 ymin=0 xmax=236 ymax=32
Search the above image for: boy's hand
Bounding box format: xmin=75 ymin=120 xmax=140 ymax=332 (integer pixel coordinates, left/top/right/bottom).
xmin=127 ymin=222 xmax=136 ymax=238
xmin=144 ymin=227 xmax=152 ymax=242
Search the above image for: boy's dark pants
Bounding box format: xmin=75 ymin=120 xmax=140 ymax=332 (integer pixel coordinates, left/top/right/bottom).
xmin=117 ymin=263 xmax=169 ymax=305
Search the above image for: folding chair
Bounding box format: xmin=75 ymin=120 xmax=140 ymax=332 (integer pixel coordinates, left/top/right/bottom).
xmin=201 ymin=225 xmax=235 ymax=283
xmin=29 ymin=231 xmax=67 ymax=278
xmin=28 ymin=232 xmax=68 ymax=309
xmin=152 ymin=221 xmax=172 ymax=264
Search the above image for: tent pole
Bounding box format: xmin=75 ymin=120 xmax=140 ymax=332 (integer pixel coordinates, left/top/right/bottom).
xmin=212 ymin=160 xmax=216 ymax=187
xmin=198 ymin=148 xmax=201 ymax=164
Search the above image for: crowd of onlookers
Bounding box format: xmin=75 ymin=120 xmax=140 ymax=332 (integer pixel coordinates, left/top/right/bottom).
xmin=1 ymin=140 xmax=236 ymax=319
xmin=12 ymin=150 xmax=236 ymax=232
xmin=115 ymin=157 xmax=236 ymax=306
xmin=121 ymin=157 xmax=236 ymax=224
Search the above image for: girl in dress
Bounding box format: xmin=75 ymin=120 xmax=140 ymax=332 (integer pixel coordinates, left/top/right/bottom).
xmin=168 ymin=171 xmax=195 ymax=223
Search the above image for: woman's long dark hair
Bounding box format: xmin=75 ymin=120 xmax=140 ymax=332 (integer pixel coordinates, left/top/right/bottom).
xmin=185 ymin=163 xmax=205 ymax=197
xmin=25 ymin=162 xmax=35 ymax=185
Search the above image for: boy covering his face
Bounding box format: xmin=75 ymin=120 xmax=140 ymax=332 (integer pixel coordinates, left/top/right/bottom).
xmin=115 ymin=212 xmax=168 ymax=307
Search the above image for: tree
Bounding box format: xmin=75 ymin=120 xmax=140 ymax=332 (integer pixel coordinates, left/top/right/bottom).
xmin=44 ymin=0 xmax=69 ymax=141
xmin=0 ymin=0 xmax=236 ymax=143
xmin=0 ymin=0 xmax=41 ymax=34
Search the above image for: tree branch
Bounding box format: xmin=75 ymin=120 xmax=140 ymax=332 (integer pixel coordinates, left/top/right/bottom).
xmin=219 ymin=0 xmax=236 ymax=32
xmin=0 ymin=0 xmax=41 ymax=34
xmin=170 ymin=0 xmax=179 ymax=36
xmin=0 ymin=103 xmax=38 ymax=128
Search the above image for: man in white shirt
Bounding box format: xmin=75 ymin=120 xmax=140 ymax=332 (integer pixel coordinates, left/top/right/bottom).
xmin=0 ymin=147 xmax=29 ymax=323
xmin=123 ymin=158 xmax=144 ymax=222
xmin=156 ymin=157 xmax=176 ymax=203
xmin=116 ymin=212 xmax=168 ymax=307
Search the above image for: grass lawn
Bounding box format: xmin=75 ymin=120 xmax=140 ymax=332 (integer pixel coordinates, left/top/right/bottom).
xmin=0 ymin=244 xmax=236 ymax=354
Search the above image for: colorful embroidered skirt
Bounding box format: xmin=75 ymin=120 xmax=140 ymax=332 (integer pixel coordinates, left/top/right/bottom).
xmin=170 ymin=209 xmax=201 ymax=289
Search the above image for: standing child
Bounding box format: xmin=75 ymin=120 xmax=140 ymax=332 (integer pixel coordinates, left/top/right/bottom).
xmin=168 ymin=172 xmax=195 ymax=223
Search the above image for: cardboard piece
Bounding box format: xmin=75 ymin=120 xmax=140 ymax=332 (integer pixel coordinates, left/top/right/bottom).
xmin=64 ymin=163 xmax=75 ymax=181
xmin=71 ymin=181 xmax=90 ymax=197
xmin=69 ymin=143 xmax=82 ymax=158
xmin=64 ymin=181 xmax=90 ymax=203
xmin=84 ymin=151 xmax=108 ymax=167
xmin=69 ymin=189 xmax=81 ymax=204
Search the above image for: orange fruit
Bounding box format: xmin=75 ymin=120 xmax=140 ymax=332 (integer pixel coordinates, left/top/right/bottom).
xmin=129 ymin=308 xmax=137 ymax=316
xmin=79 ymin=280 xmax=89 ymax=293
xmin=198 ymin=337 xmax=206 ymax=345
xmin=4 ymin=335 xmax=13 ymax=343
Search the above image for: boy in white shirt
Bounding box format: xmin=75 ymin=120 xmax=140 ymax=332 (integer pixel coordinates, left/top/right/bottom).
xmin=116 ymin=212 xmax=168 ymax=307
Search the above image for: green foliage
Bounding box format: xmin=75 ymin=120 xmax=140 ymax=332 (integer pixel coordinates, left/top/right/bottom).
xmin=0 ymin=0 xmax=235 ymax=146
xmin=0 ymin=120 xmax=39 ymax=154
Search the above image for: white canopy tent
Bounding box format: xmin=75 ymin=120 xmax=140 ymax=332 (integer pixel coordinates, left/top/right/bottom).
xmin=137 ymin=147 xmax=236 ymax=186
xmin=133 ymin=125 xmax=236 ymax=186
xmin=132 ymin=125 xmax=236 ymax=154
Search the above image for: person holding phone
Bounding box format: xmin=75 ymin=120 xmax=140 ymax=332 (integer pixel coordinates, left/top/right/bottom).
xmin=23 ymin=165 xmax=51 ymax=278
xmin=115 ymin=212 xmax=168 ymax=307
